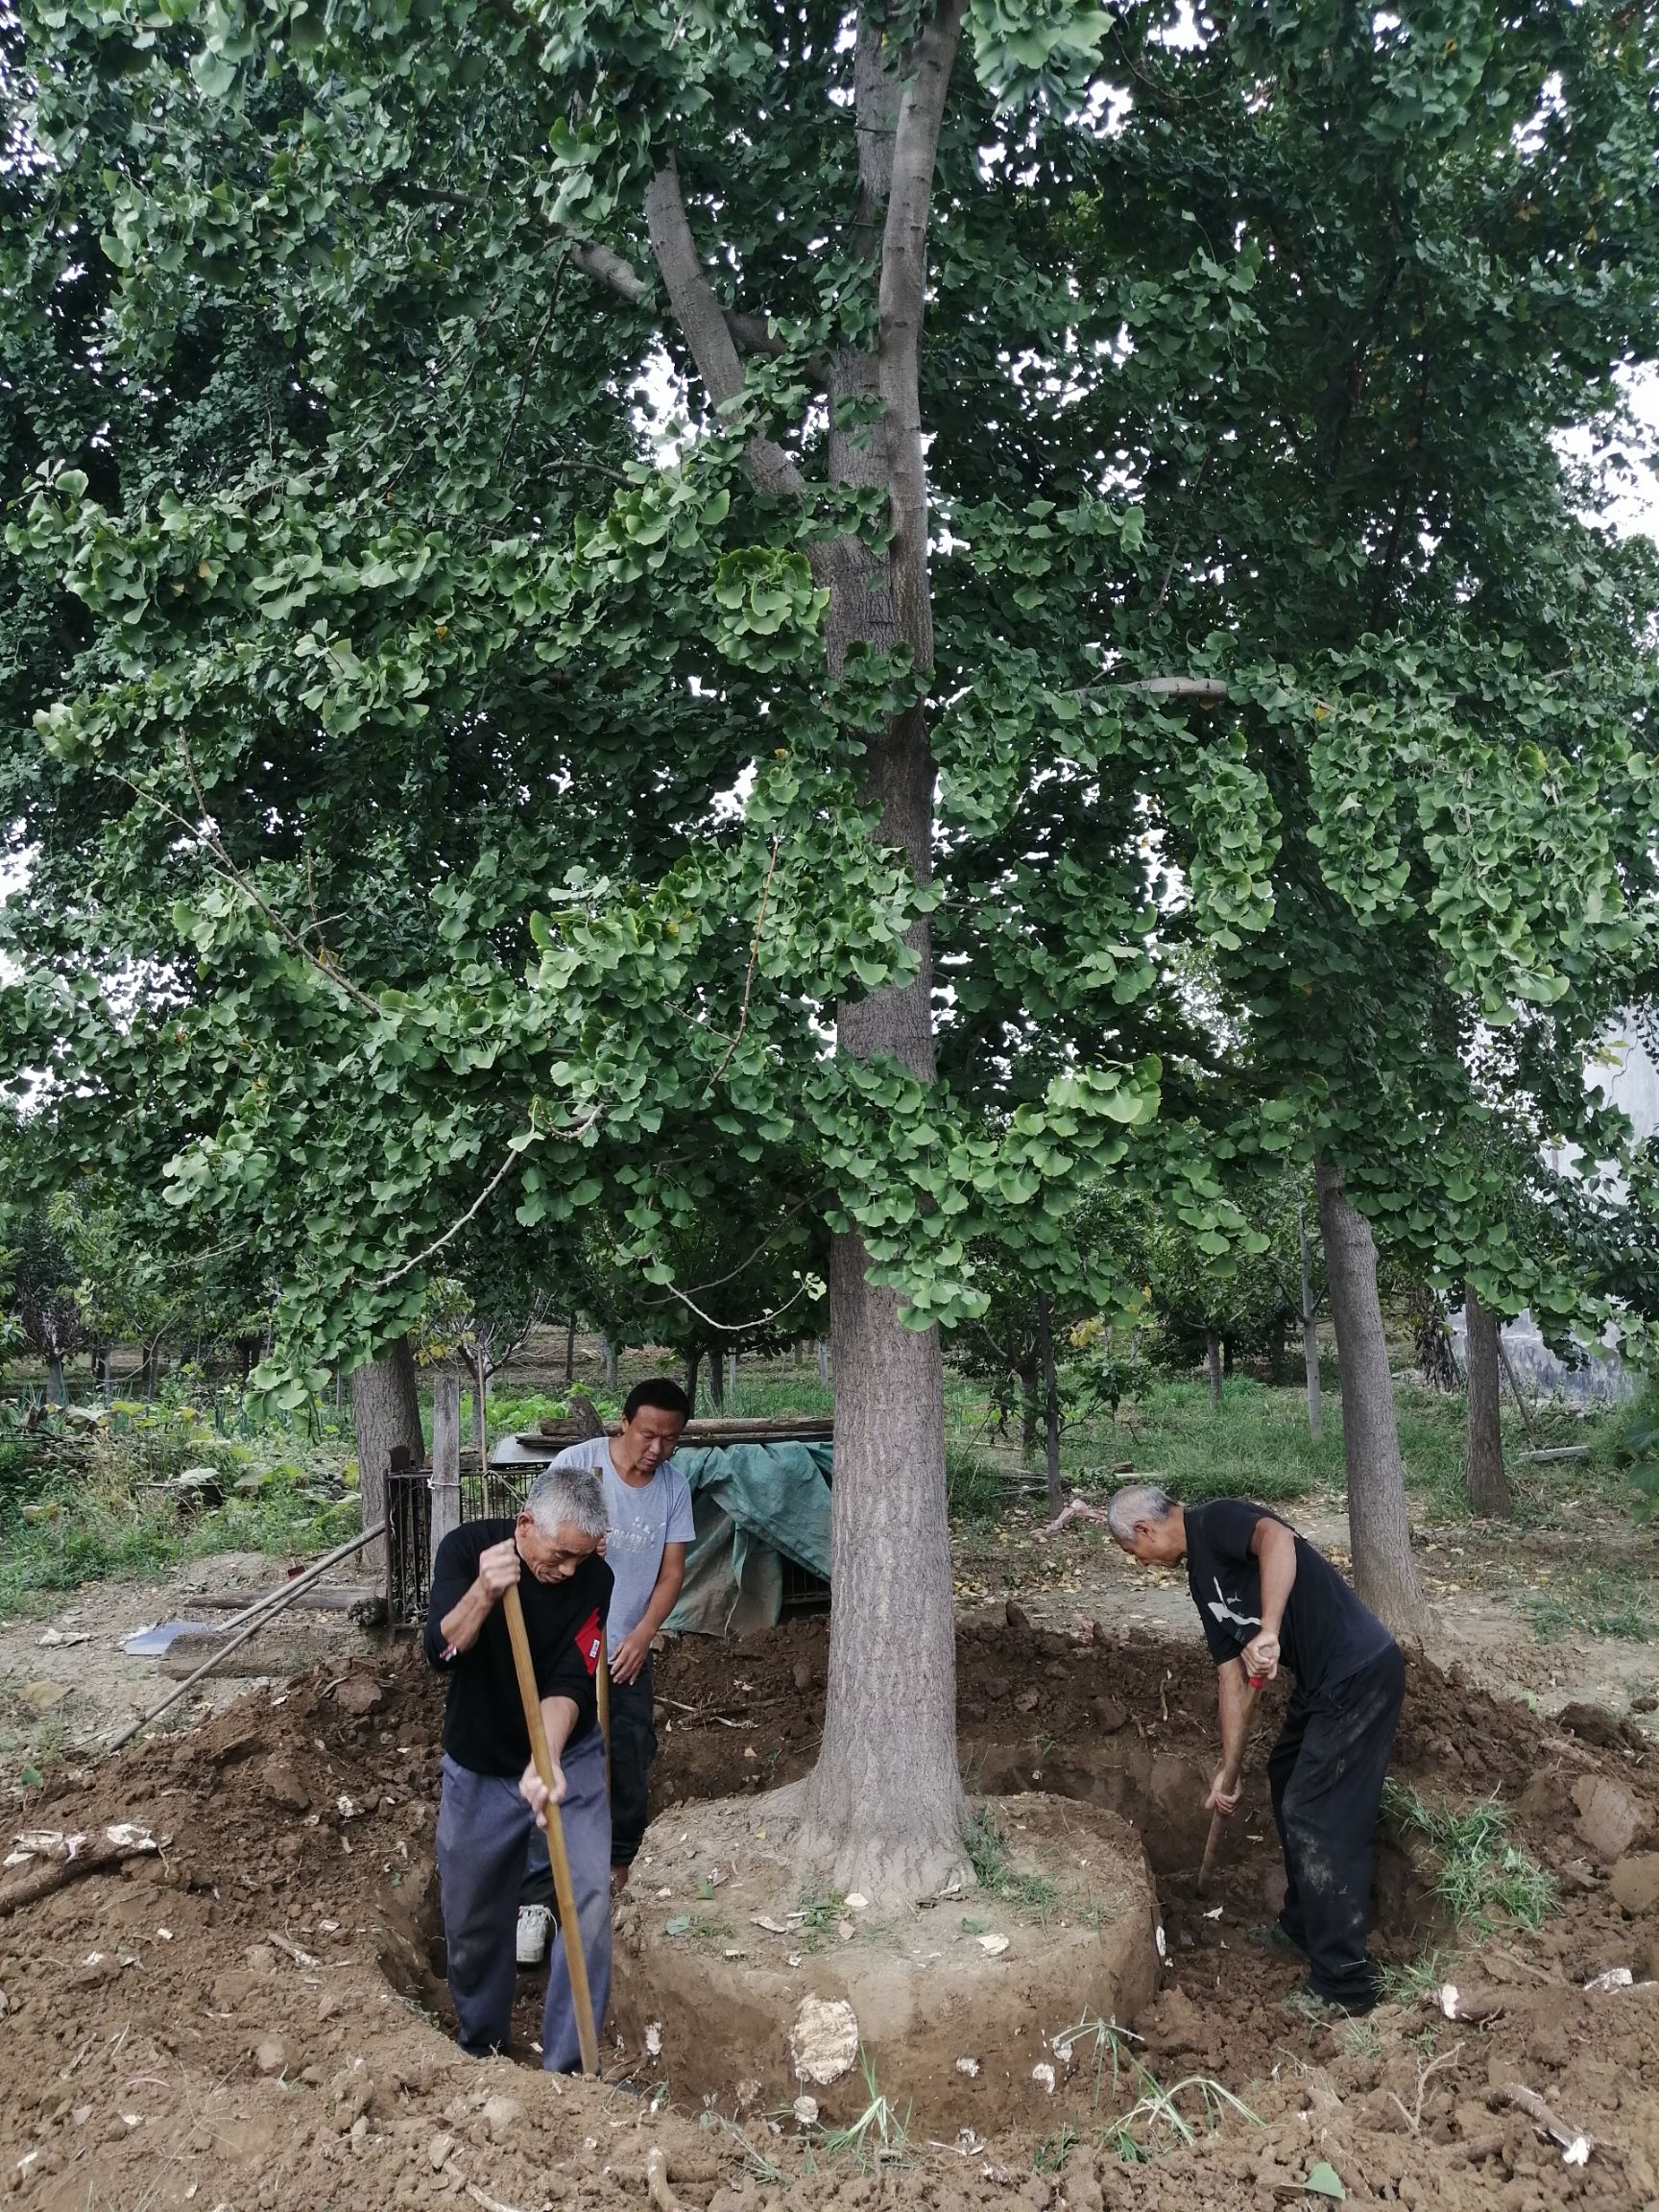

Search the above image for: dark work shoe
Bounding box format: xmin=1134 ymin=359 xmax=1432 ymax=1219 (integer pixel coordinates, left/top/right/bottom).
xmin=1247 ymin=1919 xmax=1309 ymax=1958
xmin=1288 ymin=1976 xmax=1378 ymax=2019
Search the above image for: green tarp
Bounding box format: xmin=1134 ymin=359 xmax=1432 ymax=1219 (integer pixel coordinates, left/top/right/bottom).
xmin=663 ymin=1442 xmax=832 ymax=1638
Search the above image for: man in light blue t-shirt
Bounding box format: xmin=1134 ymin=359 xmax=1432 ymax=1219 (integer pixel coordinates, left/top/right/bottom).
xmin=527 ymin=1379 xmax=694 ymax=1911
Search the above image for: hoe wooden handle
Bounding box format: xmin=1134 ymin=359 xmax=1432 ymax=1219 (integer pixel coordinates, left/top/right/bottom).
xmin=1196 ymin=1674 xmax=1265 ymax=1897
xmin=596 ymin=1643 xmax=612 ymax=1792
xmin=502 ymin=1583 xmax=600 ymax=2077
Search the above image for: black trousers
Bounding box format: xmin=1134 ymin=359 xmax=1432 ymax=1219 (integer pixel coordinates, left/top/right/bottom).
xmin=607 ymin=1660 xmax=657 ymax=1869
xmin=1267 ymin=1642 xmax=1405 ymax=2008
xmin=520 ymin=1655 xmax=658 ymax=1904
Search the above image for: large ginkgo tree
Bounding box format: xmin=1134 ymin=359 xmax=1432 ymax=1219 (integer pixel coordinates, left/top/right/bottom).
xmin=5 ymin=0 xmax=1658 ymax=1891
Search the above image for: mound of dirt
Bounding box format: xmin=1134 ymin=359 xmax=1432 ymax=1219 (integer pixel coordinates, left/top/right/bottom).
xmin=2 ymin=1617 xmax=1657 ymax=2211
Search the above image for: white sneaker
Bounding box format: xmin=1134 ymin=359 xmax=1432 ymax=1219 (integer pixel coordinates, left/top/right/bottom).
xmin=516 ymin=1905 xmax=552 ymax=1966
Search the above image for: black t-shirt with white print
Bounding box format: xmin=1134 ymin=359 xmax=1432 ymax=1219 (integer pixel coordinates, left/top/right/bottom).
xmin=423 ymin=1518 xmax=613 ymax=1775
xmin=1184 ymin=1499 xmax=1393 ymax=1694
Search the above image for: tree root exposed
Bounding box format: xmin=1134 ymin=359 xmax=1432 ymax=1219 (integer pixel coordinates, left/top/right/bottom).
xmin=0 ymin=1835 xmax=156 ymax=1918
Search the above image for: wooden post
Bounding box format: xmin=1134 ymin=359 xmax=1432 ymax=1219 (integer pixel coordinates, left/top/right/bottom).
xmin=431 ymin=1366 xmax=463 ymax=1572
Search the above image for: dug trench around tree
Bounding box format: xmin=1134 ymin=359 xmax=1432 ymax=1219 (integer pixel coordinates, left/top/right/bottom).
xmin=8 ymin=1618 xmax=1659 ymax=2212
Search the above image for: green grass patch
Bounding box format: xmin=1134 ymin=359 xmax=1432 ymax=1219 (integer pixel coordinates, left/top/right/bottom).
xmin=815 ymin=2051 xmax=911 ymax=2169
xmin=1521 ymin=1554 xmax=1659 ymax=1645
xmin=965 ymin=1804 xmax=1061 ymax=1921
xmin=946 ymin=1444 xmax=1008 ymax=1524
xmin=1382 ymin=1783 xmax=1557 ymax=1933
xmin=0 ymin=1414 xmax=356 ymax=1618
xmin=1377 ymin=1948 xmax=1456 ymax=2007
xmin=1077 ymin=1378 xmax=1342 ymax=1506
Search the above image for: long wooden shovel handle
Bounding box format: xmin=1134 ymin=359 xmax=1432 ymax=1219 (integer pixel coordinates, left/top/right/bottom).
xmin=596 ymin=1644 xmax=612 ymax=1793
xmin=1196 ymin=1674 xmax=1265 ymax=1896
xmin=501 ymin=1583 xmax=600 ymax=2077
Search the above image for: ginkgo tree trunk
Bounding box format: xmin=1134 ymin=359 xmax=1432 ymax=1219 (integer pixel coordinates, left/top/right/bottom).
xmin=621 ymin=4 xmax=972 ymax=1894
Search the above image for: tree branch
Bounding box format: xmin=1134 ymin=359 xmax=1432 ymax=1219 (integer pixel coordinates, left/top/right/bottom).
xmin=643 ymin=159 xmax=808 ymax=502
xmin=708 ymin=839 xmax=781 ymax=1086
xmin=564 ymin=234 xmax=654 ymax=307
xmin=112 ymin=756 xmax=383 ymax=1018
xmin=374 ymin=1118 xmax=601 ymax=1292
xmin=876 ymin=0 xmax=969 ymax=667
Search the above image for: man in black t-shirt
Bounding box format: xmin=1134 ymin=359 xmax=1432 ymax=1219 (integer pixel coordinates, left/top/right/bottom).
xmin=1108 ymin=1483 xmax=1404 ymax=2014
xmin=423 ymin=1465 xmax=613 ymax=2067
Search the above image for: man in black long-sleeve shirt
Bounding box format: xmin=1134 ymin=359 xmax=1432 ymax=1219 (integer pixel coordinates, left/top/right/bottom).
xmin=1109 ymin=1483 xmax=1404 ymax=2015
xmin=424 ymin=1465 xmax=613 ymax=2067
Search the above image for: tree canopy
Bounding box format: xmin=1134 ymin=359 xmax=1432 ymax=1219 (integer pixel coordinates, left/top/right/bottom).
xmin=5 ymin=0 xmax=1659 ymax=1885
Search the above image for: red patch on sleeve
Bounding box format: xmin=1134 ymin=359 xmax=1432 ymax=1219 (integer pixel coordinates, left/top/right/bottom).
xmin=574 ymin=1608 xmax=603 ymax=1676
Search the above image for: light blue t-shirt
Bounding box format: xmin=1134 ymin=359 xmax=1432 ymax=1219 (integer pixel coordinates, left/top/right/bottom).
xmin=550 ymin=1439 xmax=696 ymax=1652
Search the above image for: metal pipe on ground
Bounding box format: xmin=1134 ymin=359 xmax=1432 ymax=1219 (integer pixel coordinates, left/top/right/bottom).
xmin=106 ymin=1521 xmax=388 ymax=1754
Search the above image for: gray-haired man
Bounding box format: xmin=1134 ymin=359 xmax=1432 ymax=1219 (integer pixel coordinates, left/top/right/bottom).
xmin=424 ymin=1466 xmax=613 ymax=2067
xmin=1106 ymin=1483 xmax=1403 ymax=2015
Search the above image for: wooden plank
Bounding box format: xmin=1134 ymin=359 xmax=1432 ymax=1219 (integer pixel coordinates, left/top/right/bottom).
xmin=173 ymin=1586 xmax=380 ymax=1613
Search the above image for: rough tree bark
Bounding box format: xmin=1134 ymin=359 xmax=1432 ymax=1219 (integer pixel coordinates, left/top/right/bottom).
xmin=430 ymin=1364 xmax=463 ymax=1572
xmin=637 ymin=2 xmax=969 ymax=1894
xmin=350 ymin=1336 xmax=423 ymax=1575
xmin=684 ymin=1346 xmax=702 ymax=1412
xmin=1298 ymin=1206 xmax=1322 ymax=1443
xmin=1462 ymin=1287 xmax=1512 ymax=1519
xmin=1205 ymin=1328 xmax=1223 ymax=1408
xmin=1315 ymin=1159 xmax=1431 ymax=1637
xmin=1018 ymin=1349 xmax=1039 ymax=1461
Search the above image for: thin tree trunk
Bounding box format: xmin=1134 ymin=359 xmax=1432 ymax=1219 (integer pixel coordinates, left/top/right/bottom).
xmin=685 ymin=1347 xmax=701 ymax=1413
xmin=601 ymin=1334 xmax=619 ymax=1392
xmin=1462 ymin=1287 xmax=1512 ymax=1519
xmin=817 ymin=1338 xmax=829 ymax=1390
xmin=1018 ymin=1351 xmax=1039 ymax=1461
xmin=46 ymin=1352 xmax=65 ymax=1406
xmin=1497 ymin=1335 xmax=1539 ymax=1446
xmin=1037 ymin=1295 xmax=1064 ymax=1518
xmin=472 ymin=1342 xmax=489 ymax=1470
xmin=350 ymin=1337 xmax=423 ymax=1576
xmin=708 ymin=1348 xmax=725 ymax=1408
xmin=1315 ymin=1158 xmax=1431 ymax=1637
xmin=564 ymin=1313 xmax=577 ymax=1384
xmin=1298 ymin=1206 xmax=1323 ymax=1443
xmin=726 ymin=1348 xmax=738 ymax=1401
xmin=1206 ymin=1328 xmax=1223 ymax=1408
xmin=430 ymin=1366 xmax=463 ymax=1573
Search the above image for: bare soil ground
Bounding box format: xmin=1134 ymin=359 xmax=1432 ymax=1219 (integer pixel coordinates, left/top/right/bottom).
xmin=0 ymin=1551 xmax=381 ymax=1779
xmin=5 ymin=1603 xmax=1659 ymax=2212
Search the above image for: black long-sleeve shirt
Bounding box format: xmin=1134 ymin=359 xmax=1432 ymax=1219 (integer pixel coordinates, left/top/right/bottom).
xmin=424 ymin=1519 xmax=613 ymax=1776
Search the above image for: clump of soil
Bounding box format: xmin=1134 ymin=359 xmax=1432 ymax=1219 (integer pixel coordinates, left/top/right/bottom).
xmin=2 ymin=1616 xmax=1657 ymax=2212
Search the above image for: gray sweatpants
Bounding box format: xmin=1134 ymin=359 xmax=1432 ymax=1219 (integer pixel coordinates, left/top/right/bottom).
xmin=435 ymin=1726 xmax=611 ymax=2070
